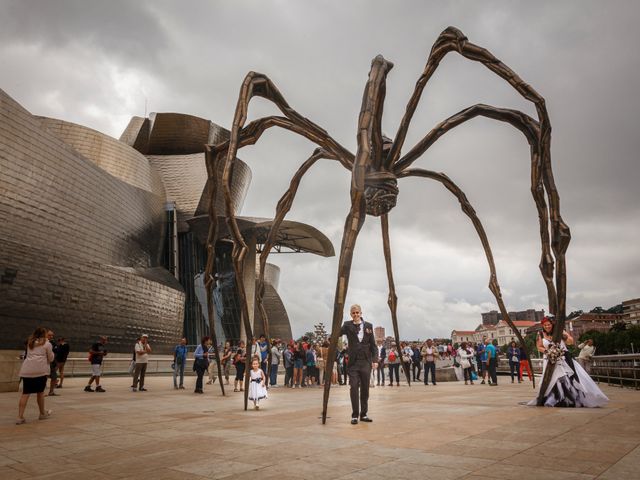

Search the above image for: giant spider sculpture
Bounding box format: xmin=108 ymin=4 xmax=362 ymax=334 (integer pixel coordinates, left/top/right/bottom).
xmin=202 ymin=26 xmax=571 ymax=422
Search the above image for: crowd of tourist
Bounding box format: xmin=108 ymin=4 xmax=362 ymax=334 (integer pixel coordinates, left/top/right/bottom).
xmin=15 ymin=323 xmax=599 ymax=424
xmin=182 ymin=334 xmax=538 ymax=392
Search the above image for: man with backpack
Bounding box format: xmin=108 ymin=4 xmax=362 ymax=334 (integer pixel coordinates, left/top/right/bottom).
xmin=85 ymin=336 xmax=107 ymax=392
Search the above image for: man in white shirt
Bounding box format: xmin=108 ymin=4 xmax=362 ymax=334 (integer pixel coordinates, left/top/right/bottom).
xmin=132 ymin=334 xmax=151 ymax=392
xmin=577 ymin=339 xmax=595 ymax=374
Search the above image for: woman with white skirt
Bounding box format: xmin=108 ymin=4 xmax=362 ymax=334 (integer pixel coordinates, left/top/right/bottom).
xmin=529 ymin=317 xmax=608 ymax=408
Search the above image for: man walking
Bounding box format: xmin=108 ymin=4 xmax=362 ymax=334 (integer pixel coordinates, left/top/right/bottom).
xmin=132 ymin=334 xmax=151 ymax=392
xmin=55 ymin=337 xmax=70 ymax=388
xmin=85 ymin=336 xmax=107 ymax=392
xmin=341 ymin=304 xmax=378 ymax=425
xmin=173 ymin=337 xmax=187 ymax=390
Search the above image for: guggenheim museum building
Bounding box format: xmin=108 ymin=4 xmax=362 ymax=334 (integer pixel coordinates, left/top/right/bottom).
xmin=0 ymin=88 xmax=334 ymax=361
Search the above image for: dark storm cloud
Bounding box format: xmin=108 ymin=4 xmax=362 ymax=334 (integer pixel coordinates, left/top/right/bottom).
xmin=0 ymin=0 xmax=168 ymax=65
xmin=1 ymin=0 xmax=638 ymax=338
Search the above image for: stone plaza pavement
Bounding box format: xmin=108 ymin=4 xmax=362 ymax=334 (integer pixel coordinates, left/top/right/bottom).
xmin=0 ymin=376 xmax=638 ymax=480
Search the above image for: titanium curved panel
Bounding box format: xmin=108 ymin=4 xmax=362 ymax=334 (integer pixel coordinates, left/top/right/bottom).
xmin=146 ymin=113 xmax=212 ymax=155
xmin=148 ymin=153 xmax=251 ymax=230
xmin=188 ymin=216 xmax=334 ymax=257
xmin=120 ymin=113 xmax=230 ymax=157
xmin=38 ymin=117 xmax=166 ymax=197
xmin=146 ymin=153 xmax=206 ymax=229
xmin=259 ymin=263 xmax=280 ymax=291
xmin=258 ymin=283 xmax=293 ymax=342
xmin=119 ymin=116 xmax=151 ymax=155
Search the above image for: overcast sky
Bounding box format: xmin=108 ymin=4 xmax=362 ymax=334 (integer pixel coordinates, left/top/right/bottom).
xmin=2 ymin=0 xmax=639 ymax=340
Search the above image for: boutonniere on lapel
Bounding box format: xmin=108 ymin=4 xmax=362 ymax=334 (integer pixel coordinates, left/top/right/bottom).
xmin=365 ymin=327 xmax=372 ymax=334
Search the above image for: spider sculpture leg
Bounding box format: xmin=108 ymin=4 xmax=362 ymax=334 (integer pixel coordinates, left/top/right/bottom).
xmin=202 ymin=147 xmax=226 ymax=396
xmin=212 ymin=72 xmax=354 ymax=410
xmin=399 ymin=168 xmax=536 ymax=387
xmin=380 ymin=214 xmax=411 ymax=385
xmin=203 ymin=145 xmax=257 ymax=409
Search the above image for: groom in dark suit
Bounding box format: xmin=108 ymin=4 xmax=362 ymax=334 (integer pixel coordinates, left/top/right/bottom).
xmin=341 ymin=304 xmax=378 ymax=424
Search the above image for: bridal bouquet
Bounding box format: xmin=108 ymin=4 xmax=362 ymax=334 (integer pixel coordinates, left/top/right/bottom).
xmin=545 ymin=342 xmax=564 ymax=364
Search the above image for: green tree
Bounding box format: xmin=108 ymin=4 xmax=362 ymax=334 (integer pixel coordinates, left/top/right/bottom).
xmin=607 ymin=304 xmax=624 ymax=314
xmin=314 ymin=322 xmax=329 ymax=344
xmin=524 ymin=331 xmax=540 ymax=358
xmin=579 ymin=326 xmax=640 ymax=355
xmin=610 ymin=322 xmax=627 ymax=332
xmin=298 ymin=331 xmax=317 ymax=343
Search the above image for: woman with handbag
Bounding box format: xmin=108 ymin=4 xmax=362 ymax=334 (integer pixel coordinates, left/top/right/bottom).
xmin=193 ymin=336 xmax=210 ymax=394
xmin=457 ymin=342 xmax=474 ymax=385
xmin=507 ymin=340 xmax=522 ymax=383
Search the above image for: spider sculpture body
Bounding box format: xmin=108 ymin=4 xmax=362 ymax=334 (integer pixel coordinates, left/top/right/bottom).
xmin=203 ymin=27 xmax=571 ymax=422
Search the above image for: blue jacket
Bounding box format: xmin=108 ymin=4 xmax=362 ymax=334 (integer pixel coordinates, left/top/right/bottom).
xmin=412 ymin=347 xmax=421 ymax=363
xmin=174 ymin=344 xmax=187 ymax=361
xmin=306 ymin=349 xmax=316 ymax=366
xmin=508 ymin=346 xmax=521 ymax=363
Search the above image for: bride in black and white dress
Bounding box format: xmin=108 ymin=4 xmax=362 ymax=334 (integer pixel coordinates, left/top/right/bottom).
xmin=529 ymin=317 xmax=608 ymax=408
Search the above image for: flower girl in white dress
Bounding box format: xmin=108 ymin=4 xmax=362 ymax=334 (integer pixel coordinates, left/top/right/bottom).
xmin=248 ymin=357 xmax=268 ymax=410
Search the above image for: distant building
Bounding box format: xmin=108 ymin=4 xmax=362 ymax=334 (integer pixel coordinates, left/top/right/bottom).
xmin=451 ymin=330 xmax=476 ymax=345
xmin=495 ymin=320 xmax=538 ymax=345
xmin=482 ymin=309 xmax=545 ymax=326
xmin=473 ymin=324 xmax=497 ymax=342
xmin=481 ymin=311 xmax=500 ymax=326
xmin=374 ymin=326 xmax=386 ymax=341
xmin=622 ymin=298 xmax=640 ymax=325
xmin=567 ymin=312 xmax=626 ymax=338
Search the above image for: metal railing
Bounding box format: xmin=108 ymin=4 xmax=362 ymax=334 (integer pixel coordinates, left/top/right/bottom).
xmin=497 ymin=357 xmax=543 ymax=374
xmin=590 ymin=354 xmax=640 ymax=389
xmin=62 ymin=356 xmax=196 ymax=377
